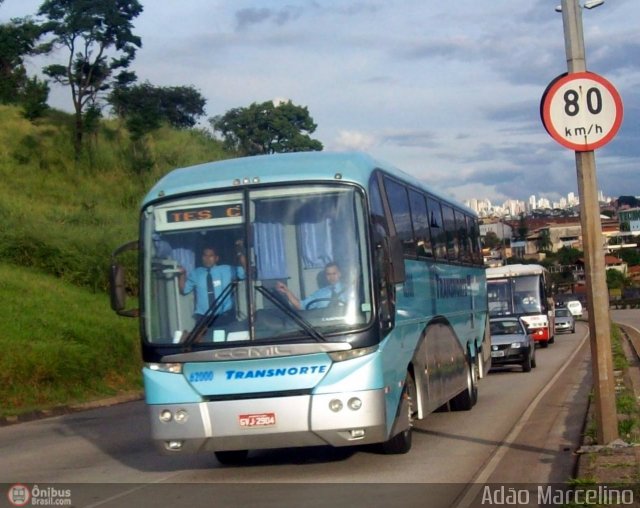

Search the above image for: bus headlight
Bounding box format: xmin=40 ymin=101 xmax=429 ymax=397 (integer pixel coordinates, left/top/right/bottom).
xmin=146 ymin=363 xmax=183 ymax=374
xmin=348 ymin=397 xmax=362 ymax=411
xmin=159 ymin=409 xmax=173 ymax=422
xmin=175 ymin=409 xmax=189 ymax=423
xmin=329 ymin=345 xmax=378 ymax=362
xmin=329 ymin=399 xmax=343 ymax=412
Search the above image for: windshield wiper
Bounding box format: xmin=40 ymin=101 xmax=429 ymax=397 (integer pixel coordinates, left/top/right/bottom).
xmin=182 ymin=281 xmax=238 ymax=349
xmin=255 ymin=285 xmax=326 ymax=342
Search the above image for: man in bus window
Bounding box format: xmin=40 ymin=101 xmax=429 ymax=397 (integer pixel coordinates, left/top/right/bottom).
xmin=276 ymin=262 xmax=347 ymax=310
xmin=178 ymin=242 xmax=246 ymax=325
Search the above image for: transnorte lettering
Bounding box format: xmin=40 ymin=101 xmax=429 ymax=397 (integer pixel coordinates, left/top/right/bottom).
xmin=225 ymin=365 xmax=328 ymax=380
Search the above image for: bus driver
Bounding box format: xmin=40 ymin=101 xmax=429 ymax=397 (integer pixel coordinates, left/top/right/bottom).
xmin=276 ymin=262 xmax=347 ymax=310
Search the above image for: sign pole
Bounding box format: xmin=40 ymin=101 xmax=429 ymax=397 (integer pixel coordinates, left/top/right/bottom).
xmin=560 ymin=0 xmax=618 ymax=444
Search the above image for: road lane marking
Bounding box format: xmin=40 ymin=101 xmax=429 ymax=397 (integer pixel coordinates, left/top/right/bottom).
xmin=452 ymin=326 xmax=589 ymax=508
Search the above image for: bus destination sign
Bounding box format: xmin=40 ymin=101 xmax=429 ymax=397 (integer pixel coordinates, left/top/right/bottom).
xmin=167 ymin=204 xmax=243 ymax=224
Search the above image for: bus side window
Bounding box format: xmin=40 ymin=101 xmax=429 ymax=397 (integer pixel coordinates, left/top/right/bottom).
xmin=540 ymin=279 xmax=548 ymax=312
xmin=426 ymin=196 xmax=447 ymax=260
xmin=442 ymin=204 xmax=459 ymax=262
xmin=383 ymin=177 xmax=416 ymax=258
xmin=468 ymin=216 xmax=481 ymax=265
xmin=409 ymin=189 xmax=433 ymax=259
xmin=455 ymin=210 xmax=471 ymax=264
xmin=369 ymin=175 xmax=388 ymax=244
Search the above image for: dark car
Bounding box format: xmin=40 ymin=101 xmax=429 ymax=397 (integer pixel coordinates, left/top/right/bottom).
xmin=554 ymin=307 xmax=575 ymax=334
xmin=489 ymin=317 xmax=536 ymax=373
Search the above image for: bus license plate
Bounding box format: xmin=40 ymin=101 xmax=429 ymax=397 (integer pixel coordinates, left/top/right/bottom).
xmin=491 ymin=351 xmax=505 ymax=358
xmin=239 ymin=412 xmax=276 ymax=428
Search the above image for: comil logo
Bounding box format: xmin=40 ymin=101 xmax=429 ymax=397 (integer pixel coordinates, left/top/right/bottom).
xmin=7 ymin=484 xmax=31 ymax=507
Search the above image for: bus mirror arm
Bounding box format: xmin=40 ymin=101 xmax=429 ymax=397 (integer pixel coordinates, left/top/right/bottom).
xmin=110 ymin=240 xmax=139 ymax=318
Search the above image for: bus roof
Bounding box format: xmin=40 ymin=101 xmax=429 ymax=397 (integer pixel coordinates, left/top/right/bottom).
xmin=486 ymin=263 xmax=547 ymax=279
xmin=142 ymin=151 xmax=474 ymax=214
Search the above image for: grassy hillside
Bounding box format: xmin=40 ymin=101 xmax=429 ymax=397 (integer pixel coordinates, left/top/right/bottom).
xmin=0 ymin=104 xmax=232 ymax=416
xmin=0 ymin=263 xmax=140 ymax=416
xmin=0 ymin=105 xmax=230 ymax=292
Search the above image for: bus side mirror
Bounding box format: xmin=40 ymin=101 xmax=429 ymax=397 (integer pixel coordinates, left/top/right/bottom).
xmin=110 ymin=240 xmax=139 ymax=318
xmin=386 ymin=236 xmax=405 ymax=284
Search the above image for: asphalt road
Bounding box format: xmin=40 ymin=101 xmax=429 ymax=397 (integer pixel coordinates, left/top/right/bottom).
xmin=0 ymin=325 xmax=592 ymax=508
xmin=612 ymin=308 xmax=640 ymax=333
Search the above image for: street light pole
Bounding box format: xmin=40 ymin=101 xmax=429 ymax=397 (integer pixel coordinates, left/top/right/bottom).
xmin=560 ymin=0 xmax=618 ymax=444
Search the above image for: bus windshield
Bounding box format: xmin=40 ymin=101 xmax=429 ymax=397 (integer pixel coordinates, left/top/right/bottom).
xmin=488 ymin=275 xmax=543 ymax=316
xmin=142 ymin=184 xmax=372 ymax=345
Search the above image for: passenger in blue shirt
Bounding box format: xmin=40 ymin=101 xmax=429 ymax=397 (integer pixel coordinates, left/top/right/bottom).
xmin=276 ymin=262 xmax=346 ymax=310
xmin=179 ymin=244 xmax=246 ymax=324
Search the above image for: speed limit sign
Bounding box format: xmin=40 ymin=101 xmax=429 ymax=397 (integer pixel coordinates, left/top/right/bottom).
xmin=541 ymin=71 xmax=623 ymax=151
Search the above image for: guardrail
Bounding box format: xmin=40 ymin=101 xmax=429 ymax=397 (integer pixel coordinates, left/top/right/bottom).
xmin=610 ymin=299 xmax=640 ymax=309
xmin=618 ymin=323 xmax=640 ymax=362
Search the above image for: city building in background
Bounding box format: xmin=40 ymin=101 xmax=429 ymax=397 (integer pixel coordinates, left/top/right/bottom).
xmin=472 ymin=191 xmax=640 ymax=308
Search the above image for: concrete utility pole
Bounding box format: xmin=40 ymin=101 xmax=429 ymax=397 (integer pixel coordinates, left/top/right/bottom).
xmin=560 ymin=0 xmax=618 ymax=444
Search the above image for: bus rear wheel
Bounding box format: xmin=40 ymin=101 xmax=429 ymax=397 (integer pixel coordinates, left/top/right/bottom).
xmin=380 ymin=372 xmax=416 ymax=454
xmin=215 ymin=450 xmax=249 ymax=465
xmin=450 ymin=358 xmax=478 ymax=411
xmin=475 ymin=350 xmax=485 ymax=380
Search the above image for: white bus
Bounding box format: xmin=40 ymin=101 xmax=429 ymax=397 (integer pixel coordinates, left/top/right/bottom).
xmin=486 ymin=264 xmax=555 ymax=347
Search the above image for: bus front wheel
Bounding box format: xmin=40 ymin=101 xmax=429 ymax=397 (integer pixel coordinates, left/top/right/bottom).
xmin=380 ymin=373 xmax=416 ymax=454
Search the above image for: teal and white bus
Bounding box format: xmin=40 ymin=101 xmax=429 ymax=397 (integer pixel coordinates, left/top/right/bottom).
xmin=110 ymin=151 xmax=489 ymax=463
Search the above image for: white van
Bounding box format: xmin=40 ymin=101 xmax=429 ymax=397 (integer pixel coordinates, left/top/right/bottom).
xmin=566 ymin=300 xmax=583 ymax=318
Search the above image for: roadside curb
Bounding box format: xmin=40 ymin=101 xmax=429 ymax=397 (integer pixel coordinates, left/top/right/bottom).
xmin=574 ymin=322 xmax=640 ymax=479
xmin=0 ymin=391 xmax=143 ymax=427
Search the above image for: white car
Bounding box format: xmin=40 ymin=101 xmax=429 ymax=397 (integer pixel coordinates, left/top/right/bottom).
xmin=566 ymin=300 xmax=583 ymax=318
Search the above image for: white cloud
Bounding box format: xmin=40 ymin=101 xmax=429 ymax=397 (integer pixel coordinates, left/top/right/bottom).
xmin=333 ymin=130 xmax=377 ymax=151
xmin=1 ymin=0 xmax=638 ymax=202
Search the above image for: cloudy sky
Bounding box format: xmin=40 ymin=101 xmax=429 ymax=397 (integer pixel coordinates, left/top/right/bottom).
xmin=2 ymin=0 xmax=639 ymax=205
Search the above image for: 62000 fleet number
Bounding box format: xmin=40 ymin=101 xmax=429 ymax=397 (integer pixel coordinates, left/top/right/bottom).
xmin=188 ymin=371 xmax=213 ymax=382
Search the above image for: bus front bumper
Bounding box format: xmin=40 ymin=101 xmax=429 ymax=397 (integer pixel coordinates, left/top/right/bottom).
xmin=148 ymin=390 xmax=388 ymax=453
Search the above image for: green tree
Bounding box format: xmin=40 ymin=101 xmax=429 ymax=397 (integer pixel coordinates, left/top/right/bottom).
xmin=606 ymin=269 xmax=627 ymax=290
xmin=617 ymin=196 xmax=640 ymax=208
xmin=516 ymin=213 xmax=528 ymax=241
xmin=108 ymin=82 xmax=206 ymax=141
xmin=556 ymin=246 xmax=583 ymax=266
xmin=482 ymin=231 xmax=501 ymax=249
xmin=20 ymin=75 xmax=50 ymax=120
xmin=618 ymin=248 xmax=640 ymax=267
xmin=159 ymin=85 xmax=206 ymax=130
xmin=211 ymin=100 xmax=323 ymax=155
xmin=536 ymin=229 xmax=552 ymax=252
xmin=0 ymin=16 xmax=46 ymax=105
xmin=38 ymin=0 xmax=143 ymax=156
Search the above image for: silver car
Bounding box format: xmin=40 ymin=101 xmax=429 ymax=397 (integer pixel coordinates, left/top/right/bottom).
xmin=489 ymin=317 xmax=536 ymax=373
xmin=554 ymin=307 xmax=575 ymax=334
